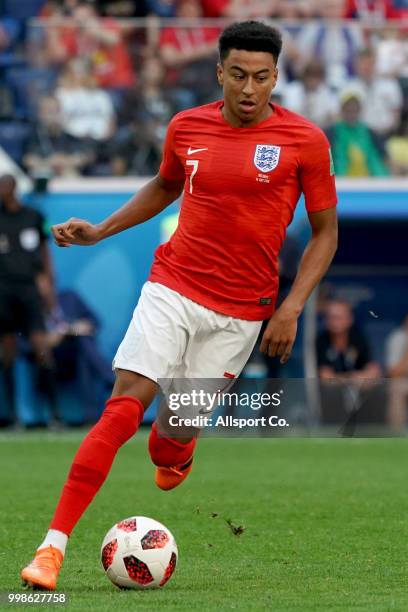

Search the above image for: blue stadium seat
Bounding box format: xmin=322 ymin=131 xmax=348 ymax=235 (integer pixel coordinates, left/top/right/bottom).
xmin=5 ymin=65 xmax=57 ymax=119
xmin=0 ymin=121 xmax=30 ymax=163
xmin=0 ymin=16 xmax=21 ymax=46
xmin=1 ymin=0 xmax=47 ymax=20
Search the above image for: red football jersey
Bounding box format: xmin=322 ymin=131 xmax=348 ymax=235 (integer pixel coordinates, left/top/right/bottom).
xmin=149 ymin=100 xmax=337 ymax=320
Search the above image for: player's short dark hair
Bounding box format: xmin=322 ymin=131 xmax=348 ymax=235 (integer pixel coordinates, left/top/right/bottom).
xmin=219 ymin=21 xmax=282 ymax=64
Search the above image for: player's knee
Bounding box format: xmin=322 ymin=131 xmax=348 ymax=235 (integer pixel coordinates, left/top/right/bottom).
xmin=112 ymin=369 xmax=157 ymax=409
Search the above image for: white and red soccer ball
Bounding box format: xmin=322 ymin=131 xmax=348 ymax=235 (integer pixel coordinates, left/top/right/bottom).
xmin=101 ymin=516 xmax=178 ymax=589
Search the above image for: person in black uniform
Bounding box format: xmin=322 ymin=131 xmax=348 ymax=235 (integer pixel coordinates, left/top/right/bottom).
xmin=0 ymin=174 xmax=56 ymax=426
xmin=316 ymin=299 xmax=381 ymax=427
xmin=317 ymin=299 xmax=380 ymax=379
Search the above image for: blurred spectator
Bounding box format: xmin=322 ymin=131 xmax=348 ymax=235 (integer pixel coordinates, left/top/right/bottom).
xmin=282 ymin=60 xmax=339 ymax=129
xmin=296 ymin=0 xmax=364 ymax=89
xmin=200 ymin=0 xmax=231 ymax=17
xmin=55 ymin=58 xmax=116 ymax=141
xmin=96 ymin=0 xmax=140 ymax=17
xmin=386 ymin=314 xmax=408 ymax=431
xmin=203 ymin=0 xmax=316 ymax=19
xmin=144 ymin=0 xmax=177 ymax=17
xmin=160 ymin=0 xmax=219 ymax=56
xmin=327 ymin=91 xmax=389 ymax=176
xmin=0 ymin=174 xmax=57 ymax=427
xmin=343 ymin=0 xmax=390 ymax=21
xmin=386 ymin=315 xmax=408 ymax=375
xmin=118 ymin=56 xmax=173 ymax=126
xmin=4 ymin=0 xmax=407 ymax=179
xmin=111 ymin=56 xmax=173 ymax=175
xmin=45 ymin=0 xmax=134 ymax=88
xmin=24 ymin=95 xmax=94 ymax=178
xmin=270 ymin=29 xmax=303 ymax=97
xmin=342 ymin=48 xmax=403 ymax=138
xmin=316 ymin=297 xmax=384 ymax=429
xmin=159 ymin=0 xmax=220 ymax=105
xmin=386 ymin=113 xmax=408 ymax=175
xmin=317 ymin=300 xmax=380 ymax=380
xmin=201 ymin=0 xmax=279 ymax=18
xmin=275 ymin=0 xmax=315 ymax=18
xmin=40 ymin=0 xmax=80 ymax=16
xmin=376 ymin=27 xmax=408 ymax=79
xmin=388 ymin=0 xmax=408 ymax=18
xmin=38 ymin=274 xmax=115 ymax=423
xmin=110 ymin=119 xmax=164 ymax=176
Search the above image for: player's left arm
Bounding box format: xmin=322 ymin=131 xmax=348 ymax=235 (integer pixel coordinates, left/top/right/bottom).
xmin=261 ymin=128 xmax=338 ymax=363
xmin=260 ymin=206 xmax=338 ymax=363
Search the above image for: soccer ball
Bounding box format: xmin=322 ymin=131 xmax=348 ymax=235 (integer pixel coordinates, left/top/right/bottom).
xmin=101 ymin=516 xmax=178 ymax=589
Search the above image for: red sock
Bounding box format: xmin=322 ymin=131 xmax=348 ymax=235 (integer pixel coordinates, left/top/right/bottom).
xmin=148 ymin=422 xmax=196 ymax=468
xmin=50 ymin=396 xmax=144 ymax=535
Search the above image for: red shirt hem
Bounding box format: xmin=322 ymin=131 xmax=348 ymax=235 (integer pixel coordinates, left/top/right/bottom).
xmin=147 ymin=273 xmax=275 ymax=321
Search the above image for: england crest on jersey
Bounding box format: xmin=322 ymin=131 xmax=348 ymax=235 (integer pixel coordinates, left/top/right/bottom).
xmin=253 ymin=144 xmax=281 ymax=173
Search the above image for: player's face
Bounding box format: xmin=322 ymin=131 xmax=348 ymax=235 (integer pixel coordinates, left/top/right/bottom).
xmin=217 ymin=49 xmax=278 ymax=127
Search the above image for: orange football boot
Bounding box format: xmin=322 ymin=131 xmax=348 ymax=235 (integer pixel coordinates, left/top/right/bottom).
xmin=155 ymin=458 xmax=193 ymax=490
xmin=21 ymin=545 xmax=63 ymax=590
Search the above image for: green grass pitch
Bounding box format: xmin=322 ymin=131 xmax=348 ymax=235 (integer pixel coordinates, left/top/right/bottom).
xmin=1 ymin=431 xmax=408 ymax=611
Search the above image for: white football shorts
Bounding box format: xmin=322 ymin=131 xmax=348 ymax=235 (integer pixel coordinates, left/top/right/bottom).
xmin=113 ymin=281 xmax=262 ymax=384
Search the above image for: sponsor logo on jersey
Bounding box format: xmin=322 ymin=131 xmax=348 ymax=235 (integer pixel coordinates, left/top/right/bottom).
xmin=254 ymin=144 xmax=281 ymax=173
xmin=259 ymin=297 xmax=272 ymax=305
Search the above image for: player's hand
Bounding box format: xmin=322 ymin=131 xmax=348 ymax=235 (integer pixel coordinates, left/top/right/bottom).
xmin=260 ymin=307 xmax=298 ymax=364
xmin=51 ymin=218 xmax=101 ymax=247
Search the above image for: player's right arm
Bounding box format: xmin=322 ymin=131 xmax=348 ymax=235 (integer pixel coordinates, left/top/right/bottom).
xmin=52 ymin=116 xmax=185 ymax=247
xmin=52 ymin=174 xmax=184 ymax=247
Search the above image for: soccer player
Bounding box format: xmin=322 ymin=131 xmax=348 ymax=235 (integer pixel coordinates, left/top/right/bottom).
xmin=21 ymin=20 xmax=338 ymax=589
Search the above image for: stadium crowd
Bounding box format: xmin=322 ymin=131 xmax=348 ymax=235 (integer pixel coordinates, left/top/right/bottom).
xmin=0 ymin=0 xmax=407 ymax=179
